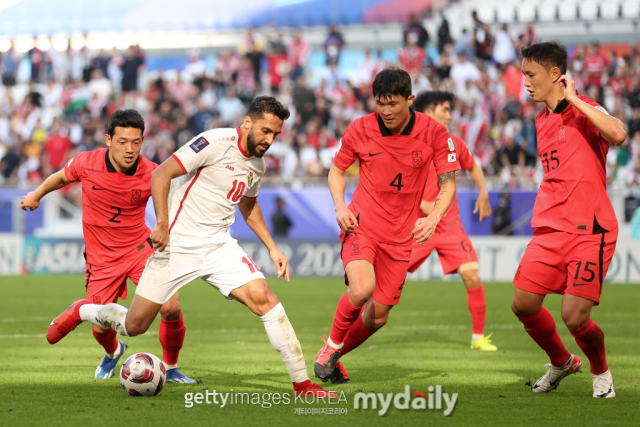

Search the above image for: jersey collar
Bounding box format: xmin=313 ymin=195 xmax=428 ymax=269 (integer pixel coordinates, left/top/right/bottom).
xmin=545 ymin=98 xmax=570 ymax=116
xmin=105 ymin=149 xmax=140 ymax=176
xmin=236 ymin=126 xmax=253 ymax=158
xmin=378 ymin=109 xmax=416 ymax=136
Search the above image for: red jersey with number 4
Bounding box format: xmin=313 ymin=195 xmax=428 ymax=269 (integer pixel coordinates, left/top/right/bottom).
xmin=64 ymin=148 xmax=157 ymax=266
xmin=532 ymin=94 xmax=617 ymax=234
xmin=333 ymin=111 xmax=460 ymax=246
xmin=420 ymin=135 xmax=475 ymax=229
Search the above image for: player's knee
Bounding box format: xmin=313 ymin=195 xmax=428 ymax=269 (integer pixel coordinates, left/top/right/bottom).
xmin=561 ymin=312 xmax=588 ymax=331
xmin=347 ymin=285 xmax=373 ymax=307
xmin=511 ymin=299 xmax=535 ymax=318
xmin=249 ymin=282 xmax=280 ymax=316
xmin=461 ymin=270 xmax=481 ymax=289
xmin=124 ymin=316 xmax=149 ymax=337
xmin=160 ymin=300 xmax=182 ymax=321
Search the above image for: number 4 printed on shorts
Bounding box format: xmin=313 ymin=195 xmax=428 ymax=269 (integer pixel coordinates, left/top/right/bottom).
xmin=242 ymin=256 xmax=261 ymax=273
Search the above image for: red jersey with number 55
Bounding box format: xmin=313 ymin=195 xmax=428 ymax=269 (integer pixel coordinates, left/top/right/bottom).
xmin=532 ymin=94 xmax=617 ymax=234
xmin=333 ymin=111 xmax=460 ymax=246
xmin=64 ymin=148 xmax=156 ymax=266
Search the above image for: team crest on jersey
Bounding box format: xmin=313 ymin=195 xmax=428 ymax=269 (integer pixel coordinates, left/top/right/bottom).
xmin=447 ymin=137 xmax=455 ymax=151
xmin=558 ymin=125 xmax=566 ymax=144
xmin=412 ymin=151 xmax=423 ymax=168
xmin=448 ymin=153 xmax=457 ymax=163
xmin=190 ymin=136 xmax=210 ymax=153
xmin=131 ymin=189 xmax=142 ymax=205
xmin=350 ymin=244 xmax=359 ymax=255
xmin=247 ymin=171 xmax=254 ymax=186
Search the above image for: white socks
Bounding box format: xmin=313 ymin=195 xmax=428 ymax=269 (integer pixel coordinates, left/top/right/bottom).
xmin=327 ymin=336 xmax=343 ymax=350
xmin=472 ymin=333 xmax=484 ymax=342
xmin=80 ymin=303 xmax=130 ymax=336
xmin=106 ymin=341 xmax=121 ymax=359
xmin=260 ymin=303 xmax=309 ymax=384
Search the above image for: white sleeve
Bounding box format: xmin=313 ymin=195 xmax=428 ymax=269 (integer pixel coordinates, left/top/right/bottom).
xmin=172 ymin=134 xmax=225 ymax=174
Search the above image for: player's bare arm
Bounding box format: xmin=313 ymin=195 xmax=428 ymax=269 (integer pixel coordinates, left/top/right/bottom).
xmin=328 ymin=164 xmax=359 ymax=236
xmin=420 ymin=200 xmax=435 ymax=216
xmin=20 ymin=168 xmax=70 ymax=211
xmin=412 ymin=171 xmax=456 ymax=244
xmin=559 ymin=75 xmax=627 ymax=146
xmin=468 ymin=163 xmax=491 ymax=221
xmin=238 ymin=196 xmax=290 ymax=282
xmin=150 ymin=156 xmax=185 ymax=251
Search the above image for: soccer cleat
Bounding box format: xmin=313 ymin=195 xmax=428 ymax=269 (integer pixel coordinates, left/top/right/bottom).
xmin=329 ymin=360 xmax=351 ymax=384
xmin=293 ymin=380 xmax=339 ymax=398
xmin=314 ymin=335 xmax=341 ymax=381
xmin=471 ymin=333 xmax=498 ymax=351
xmin=592 ymin=370 xmax=615 ymax=398
xmin=94 ymin=340 xmax=127 ymax=379
xmin=166 ymin=368 xmax=197 ymax=384
xmin=532 ymin=354 xmax=583 ymax=393
xmin=47 ymin=299 xmax=89 ymax=344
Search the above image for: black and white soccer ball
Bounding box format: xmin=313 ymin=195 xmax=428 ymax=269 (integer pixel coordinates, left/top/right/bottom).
xmin=119 ymin=352 xmax=166 ymax=396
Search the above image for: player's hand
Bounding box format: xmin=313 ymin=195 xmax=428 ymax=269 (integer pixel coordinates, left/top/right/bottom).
xmin=558 ymin=75 xmax=578 ymax=104
xmin=336 ymin=206 xmax=358 ymax=236
xmin=20 ymin=191 xmax=41 ymax=211
xmin=473 ymin=193 xmax=492 ymax=222
xmin=270 ymin=247 xmax=290 ymax=282
xmin=412 ymin=215 xmax=439 ymax=244
xmin=150 ymin=223 xmax=169 ymax=252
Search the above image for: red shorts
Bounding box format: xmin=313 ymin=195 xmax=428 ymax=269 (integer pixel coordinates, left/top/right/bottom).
xmin=407 ymin=223 xmax=478 ymax=275
xmin=85 ymin=241 xmax=155 ymax=305
xmin=513 ymin=228 xmax=618 ymax=305
xmin=340 ymin=229 xmax=411 ymax=306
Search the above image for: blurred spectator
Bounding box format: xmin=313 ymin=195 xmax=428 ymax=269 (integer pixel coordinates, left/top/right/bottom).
xmin=271 ymin=197 xmax=293 ymax=237
xmin=288 ymin=30 xmax=310 ymax=80
xmin=1 ymin=40 xmax=20 ymax=86
xmin=583 ymin=42 xmax=608 ymax=89
xmin=42 ymin=119 xmax=72 ymax=174
xmin=217 ymin=87 xmax=245 ymax=124
xmin=28 ymin=37 xmax=44 ymax=83
xmin=267 ymin=45 xmax=291 ymax=94
xmin=475 ymin=23 xmax=494 ymax=62
xmin=454 ymin=29 xmax=474 ymax=59
xmin=121 ymin=45 xmax=144 ymax=92
xmin=399 ymin=33 xmax=426 ymax=75
xmin=521 ymin=22 xmax=539 ymax=48
xmin=450 ymin=52 xmax=481 ymax=94
xmin=493 ymin=24 xmax=516 ymax=66
xmin=437 ymin=17 xmax=453 ymax=53
xmin=239 ymin=27 xmax=265 ymax=86
xmin=182 ymin=49 xmax=206 ymax=83
xmin=492 ymin=193 xmax=513 ymax=235
xmin=324 ymin=24 xmax=345 ymax=66
xmin=404 ymin=14 xmax=429 ymax=48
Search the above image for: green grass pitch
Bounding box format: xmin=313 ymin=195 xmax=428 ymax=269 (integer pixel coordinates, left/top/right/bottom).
xmin=1 ymin=275 xmax=639 ymax=426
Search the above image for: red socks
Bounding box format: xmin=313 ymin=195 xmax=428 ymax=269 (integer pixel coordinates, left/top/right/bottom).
xmin=570 ymin=319 xmax=608 ymax=375
xmin=93 ymin=328 xmax=118 ymax=355
xmin=340 ymin=312 xmax=373 ymax=357
xmin=518 ymin=306 xmax=571 ymax=367
xmin=329 ymin=292 xmax=362 ymax=346
xmin=466 ymin=285 xmax=486 ymax=335
xmin=159 ymin=314 xmax=186 ymax=366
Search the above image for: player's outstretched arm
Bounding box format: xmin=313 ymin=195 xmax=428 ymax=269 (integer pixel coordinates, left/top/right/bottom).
xmin=559 ymin=75 xmax=627 ymax=146
xmin=468 ymin=163 xmax=492 ymax=221
xmin=20 ymin=168 xmax=70 ymax=211
xmin=412 ymin=172 xmax=456 ymax=244
xmin=238 ymin=197 xmax=290 ymax=282
xmin=328 ymin=164 xmax=358 ymax=236
xmin=150 ymin=156 xmax=185 ymax=252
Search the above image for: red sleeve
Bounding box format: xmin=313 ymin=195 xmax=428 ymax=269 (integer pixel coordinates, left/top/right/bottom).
xmin=577 ymin=95 xmax=609 ymax=143
xmin=430 ymin=123 xmax=460 ymax=176
xmin=333 ymin=126 xmax=358 ymax=171
xmin=64 ymin=151 xmax=90 ymax=183
xmin=454 ymin=136 xmax=475 ymax=171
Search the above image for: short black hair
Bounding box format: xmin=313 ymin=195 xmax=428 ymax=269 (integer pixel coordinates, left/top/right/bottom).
xmin=413 ymin=91 xmax=454 ymax=114
xmin=521 ymin=41 xmax=568 ymax=75
xmin=107 ymin=109 xmax=145 ymax=138
xmin=247 ymin=96 xmax=290 ymax=122
xmin=372 ymin=67 xmax=412 ymax=100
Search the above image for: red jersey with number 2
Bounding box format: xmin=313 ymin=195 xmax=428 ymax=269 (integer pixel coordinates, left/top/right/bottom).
xmin=64 ymin=148 xmax=157 ymax=266
xmin=333 ymin=111 xmax=460 ymax=246
xmin=532 ymin=95 xmax=617 ymax=234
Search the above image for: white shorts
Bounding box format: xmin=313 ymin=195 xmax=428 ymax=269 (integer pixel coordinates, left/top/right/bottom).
xmin=136 ymin=238 xmax=265 ymax=305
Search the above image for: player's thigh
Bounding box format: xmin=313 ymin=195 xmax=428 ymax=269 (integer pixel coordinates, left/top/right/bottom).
xmin=407 ymin=239 xmax=436 ymax=273
xmin=229 ymin=278 xmax=279 ymax=316
xmin=564 ymin=229 xmax=618 ymax=306
xmin=372 ymin=243 xmax=411 ymax=306
xmin=513 ymin=231 xmax=565 ymax=296
xmin=436 ymin=232 xmax=479 ymax=276
xmin=341 ymin=230 xmax=378 ymax=304
xmin=85 ymin=264 xmax=128 ymax=305
xmin=560 ymin=293 xmax=595 ymax=330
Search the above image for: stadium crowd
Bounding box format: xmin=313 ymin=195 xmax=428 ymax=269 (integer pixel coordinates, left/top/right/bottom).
xmin=1 ymin=19 xmax=640 ymax=198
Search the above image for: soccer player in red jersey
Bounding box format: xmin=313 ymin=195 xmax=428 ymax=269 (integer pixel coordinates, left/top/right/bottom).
xmin=21 ymin=110 xmax=195 ymax=383
xmin=512 ymin=42 xmax=627 ymax=398
xmin=314 ymin=68 xmax=460 ymax=383
xmin=407 ymin=91 xmax=497 ymax=351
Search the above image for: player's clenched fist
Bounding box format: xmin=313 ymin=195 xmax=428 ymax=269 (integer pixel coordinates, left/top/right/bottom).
xmin=335 ymin=205 xmax=359 ymax=236
xmin=150 ymin=223 xmax=169 ymax=252
xmin=21 ymin=191 xmax=41 ymax=211
xmin=269 ymin=248 xmax=291 ymax=282
xmin=412 ymin=216 xmax=439 ymax=244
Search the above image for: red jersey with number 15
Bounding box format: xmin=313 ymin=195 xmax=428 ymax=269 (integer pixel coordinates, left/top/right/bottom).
xmin=532 ymin=94 xmax=617 ymax=234
xmin=333 ymin=111 xmax=460 ymax=246
xmin=64 ymin=148 xmax=157 ymax=266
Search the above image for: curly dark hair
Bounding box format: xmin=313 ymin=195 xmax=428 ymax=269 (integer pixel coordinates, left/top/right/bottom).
xmin=106 ymin=109 xmax=145 ymax=138
xmin=247 ymin=96 xmax=290 ymax=121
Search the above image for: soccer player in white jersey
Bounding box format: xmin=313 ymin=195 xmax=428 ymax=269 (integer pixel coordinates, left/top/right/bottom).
xmin=47 ymin=96 xmax=336 ymax=398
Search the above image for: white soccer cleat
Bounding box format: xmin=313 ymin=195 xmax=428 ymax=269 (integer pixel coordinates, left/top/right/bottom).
xmin=532 ymin=354 xmax=583 ymax=393
xmin=592 ymin=370 xmax=615 ymax=398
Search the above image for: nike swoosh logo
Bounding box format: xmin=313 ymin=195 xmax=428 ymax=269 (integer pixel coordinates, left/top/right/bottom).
xmin=50 ymin=320 xmax=57 ymax=326
xmin=368 ymin=152 xmax=382 ymax=157
xmin=573 ymin=282 xmax=589 ymax=287
xmin=398 ymin=285 xmax=404 ymax=290
xmin=92 ymin=185 xmax=107 ymax=191
xmin=393 ymin=296 xmax=400 ymax=300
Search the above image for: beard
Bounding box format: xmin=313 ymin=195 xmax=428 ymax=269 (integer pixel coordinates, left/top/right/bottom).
xmin=246 ymin=127 xmax=269 ymax=158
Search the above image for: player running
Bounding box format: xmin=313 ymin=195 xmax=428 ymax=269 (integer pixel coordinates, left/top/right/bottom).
xmin=512 ymin=42 xmax=626 ymax=398
xmin=46 ymin=96 xmax=335 ymax=398
xmin=408 ymin=91 xmax=497 ymax=352
xmin=314 ymin=68 xmax=460 ymax=384
xmin=22 ymin=110 xmax=195 ymax=383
